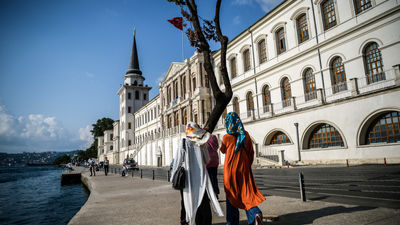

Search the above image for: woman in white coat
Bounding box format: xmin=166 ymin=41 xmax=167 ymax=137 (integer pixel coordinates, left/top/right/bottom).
xmin=170 ymin=122 xmax=224 ymax=225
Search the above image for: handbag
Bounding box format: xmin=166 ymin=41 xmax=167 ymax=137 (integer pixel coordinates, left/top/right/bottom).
xmin=172 ymin=139 xmax=186 ymax=190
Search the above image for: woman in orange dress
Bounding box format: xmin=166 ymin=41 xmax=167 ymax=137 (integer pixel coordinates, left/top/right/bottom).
xmin=220 ymin=112 xmax=265 ymax=225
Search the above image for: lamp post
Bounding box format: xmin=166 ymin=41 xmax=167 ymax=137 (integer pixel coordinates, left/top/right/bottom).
xmin=294 ymin=123 xmax=301 ymax=161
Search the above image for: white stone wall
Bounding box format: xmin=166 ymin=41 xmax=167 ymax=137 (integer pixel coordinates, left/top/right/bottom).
xmin=101 ymin=0 xmax=400 ymax=166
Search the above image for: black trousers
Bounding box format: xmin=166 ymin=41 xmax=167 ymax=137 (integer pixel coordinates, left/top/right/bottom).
xmin=104 ymin=165 xmax=109 ymax=176
xmin=90 ymin=166 xmax=96 ymax=176
xmin=180 ymin=189 xmax=212 ymax=225
xmin=207 ymin=167 xmax=220 ymax=196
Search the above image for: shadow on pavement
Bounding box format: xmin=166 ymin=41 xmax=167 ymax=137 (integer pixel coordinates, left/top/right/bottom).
xmin=212 ymin=206 xmax=375 ymax=225
xmin=275 ymin=206 xmax=375 ymax=225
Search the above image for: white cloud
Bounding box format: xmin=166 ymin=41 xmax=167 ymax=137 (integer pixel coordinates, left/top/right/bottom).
xmin=79 ymin=125 xmax=93 ymax=149
xmin=0 ymin=105 xmax=17 ymax=137
xmin=232 ymin=0 xmax=281 ymax=13
xmin=0 ymin=105 xmax=88 ymax=153
xmin=20 ymin=114 xmax=64 ymax=140
xmin=255 ymin=0 xmax=282 ymax=12
xmin=233 ymin=16 xmax=241 ymax=25
xmin=233 ymin=0 xmax=253 ymax=5
xmin=86 ymin=72 xmax=95 ymax=78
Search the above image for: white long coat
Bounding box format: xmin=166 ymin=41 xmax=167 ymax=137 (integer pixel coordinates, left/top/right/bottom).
xmin=170 ymin=138 xmax=224 ymax=225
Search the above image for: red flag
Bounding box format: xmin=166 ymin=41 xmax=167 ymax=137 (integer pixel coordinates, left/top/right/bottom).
xmin=168 ymin=17 xmax=183 ymax=30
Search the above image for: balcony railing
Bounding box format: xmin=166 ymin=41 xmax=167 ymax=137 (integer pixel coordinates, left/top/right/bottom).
xmin=366 ymin=72 xmax=386 ymax=85
xmin=332 ymin=82 xmax=348 ymax=94
xmin=282 ymin=98 xmax=291 ymax=108
xmin=304 ymin=90 xmax=317 ymax=101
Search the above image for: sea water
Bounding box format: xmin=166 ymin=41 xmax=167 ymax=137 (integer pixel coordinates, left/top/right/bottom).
xmin=0 ymin=166 xmax=88 ymax=225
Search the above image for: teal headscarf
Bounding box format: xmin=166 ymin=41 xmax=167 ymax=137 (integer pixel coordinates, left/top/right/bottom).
xmin=225 ymin=112 xmax=246 ymax=153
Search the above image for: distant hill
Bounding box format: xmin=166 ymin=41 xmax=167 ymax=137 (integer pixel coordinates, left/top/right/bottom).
xmin=0 ymin=150 xmax=81 ymax=166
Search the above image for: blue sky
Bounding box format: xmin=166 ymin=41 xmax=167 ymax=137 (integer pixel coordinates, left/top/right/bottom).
xmin=0 ymin=0 xmax=281 ymax=153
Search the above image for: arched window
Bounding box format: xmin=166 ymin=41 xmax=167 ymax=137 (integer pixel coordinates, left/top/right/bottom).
xmin=296 ymin=13 xmax=309 ymax=44
xmin=321 ymin=0 xmax=337 ymax=30
xmin=183 ymin=109 xmax=188 ymax=125
xmin=233 ymin=97 xmax=240 ymax=115
xmin=331 ymin=57 xmax=347 ymax=93
xmin=281 ymin=77 xmax=291 ymax=107
xmin=308 ymin=123 xmax=344 ymax=148
xmin=270 ymin=132 xmax=290 ymax=145
xmin=230 ymin=57 xmax=237 ymax=78
xmin=182 ymin=76 xmax=186 ymax=97
xmin=192 ymin=77 xmax=196 ymax=90
xmin=354 ymin=0 xmax=372 ymax=14
xmin=243 ymin=49 xmax=251 ymax=72
xmin=133 ymin=80 xmax=138 ymax=86
xmin=303 ymin=68 xmax=316 ymax=101
xmin=366 ymin=111 xmax=400 ymax=144
xmin=175 ymin=112 xmax=179 ymax=126
xmin=246 ymin=92 xmax=254 ymax=118
xmin=168 ymin=115 xmax=173 ymax=128
xmin=258 ymin=39 xmax=267 ymax=64
xmin=364 ymin=42 xmax=385 ymax=84
xmin=204 ymin=73 xmax=209 ymax=88
xmin=276 ymin=27 xmax=286 ymax=54
xmin=263 ymin=85 xmax=271 ymax=112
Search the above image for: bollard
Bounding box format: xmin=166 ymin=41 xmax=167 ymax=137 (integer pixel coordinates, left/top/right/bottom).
xmin=167 ymin=170 xmax=170 ymax=181
xmin=346 ymin=159 xmax=349 ymax=167
xmin=140 ymin=169 xmax=143 ymax=179
xmin=152 ymin=170 xmax=155 ymax=180
xmin=299 ymin=172 xmax=306 ymax=202
xmin=384 ymin=158 xmax=387 ymax=167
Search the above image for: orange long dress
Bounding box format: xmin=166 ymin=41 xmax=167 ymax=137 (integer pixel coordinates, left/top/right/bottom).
xmin=220 ymin=131 xmax=265 ymax=210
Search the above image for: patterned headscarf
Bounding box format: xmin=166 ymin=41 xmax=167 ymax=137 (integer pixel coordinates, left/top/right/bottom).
xmin=225 ymin=112 xmax=246 ymax=153
xmin=186 ymin=122 xmax=210 ymax=145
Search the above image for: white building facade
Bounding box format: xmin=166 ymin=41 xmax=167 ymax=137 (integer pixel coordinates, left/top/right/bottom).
xmin=99 ymin=0 xmax=400 ymax=166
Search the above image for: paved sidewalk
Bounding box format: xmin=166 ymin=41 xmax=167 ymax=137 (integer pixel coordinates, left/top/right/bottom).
xmin=68 ymin=169 xmax=400 ymax=225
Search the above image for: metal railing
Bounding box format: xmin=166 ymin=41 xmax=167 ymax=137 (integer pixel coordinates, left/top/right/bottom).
xmin=304 ymin=91 xmax=317 ymax=101
xmin=332 ymin=82 xmax=348 ymax=94
xmin=366 ymin=72 xmax=386 ymax=85
xmin=282 ymin=98 xmax=291 ymax=108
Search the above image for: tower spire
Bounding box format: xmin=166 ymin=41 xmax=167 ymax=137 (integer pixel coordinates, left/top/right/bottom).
xmin=126 ymin=28 xmax=142 ymax=76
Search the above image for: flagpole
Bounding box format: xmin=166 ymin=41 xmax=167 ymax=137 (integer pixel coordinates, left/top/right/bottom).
xmin=182 ymin=29 xmax=184 ymax=61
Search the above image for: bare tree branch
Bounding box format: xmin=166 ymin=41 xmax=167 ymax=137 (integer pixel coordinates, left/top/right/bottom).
xmin=170 ymin=0 xmax=233 ymax=133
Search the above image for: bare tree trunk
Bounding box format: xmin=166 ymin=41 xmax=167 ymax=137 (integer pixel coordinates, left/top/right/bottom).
xmin=184 ymin=0 xmax=232 ymax=133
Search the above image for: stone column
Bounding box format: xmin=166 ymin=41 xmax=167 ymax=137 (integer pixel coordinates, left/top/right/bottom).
xmin=178 ymin=75 xmax=182 ymax=101
xmin=316 ymin=88 xmax=324 ymax=105
xmin=291 ymin=97 xmax=297 ymax=110
xmin=350 ymin=78 xmax=359 ymax=96
xmin=393 ymin=64 xmax=400 ymax=86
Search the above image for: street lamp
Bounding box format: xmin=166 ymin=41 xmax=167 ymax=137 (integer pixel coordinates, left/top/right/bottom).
xmin=294 ymin=123 xmax=301 ymax=161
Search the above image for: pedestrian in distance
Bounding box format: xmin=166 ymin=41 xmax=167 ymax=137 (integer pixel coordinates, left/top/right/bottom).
xmin=104 ymin=157 xmax=109 ymax=176
xmin=170 ymin=122 xmax=224 ymax=225
xmin=67 ymin=162 xmax=73 ymax=172
xmin=220 ymin=112 xmax=265 ymax=225
xmin=205 ymin=133 xmax=220 ymax=199
xmin=88 ymin=158 xmax=96 ymax=176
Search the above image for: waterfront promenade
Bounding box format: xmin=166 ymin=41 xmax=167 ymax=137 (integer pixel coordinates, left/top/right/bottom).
xmin=68 ymin=167 xmax=400 ymax=225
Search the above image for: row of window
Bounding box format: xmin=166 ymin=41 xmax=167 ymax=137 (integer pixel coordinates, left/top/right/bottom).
xmin=136 ymin=105 xmax=161 ymax=128
xmin=230 ymin=41 xmax=384 ymax=115
xmin=122 ymin=90 xmax=147 ymax=102
xmin=218 ymin=0 xmax=373 ymax=82
xmin=266 ymin=111 xmax=399 ymax=149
